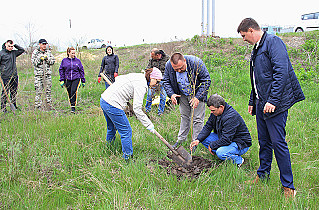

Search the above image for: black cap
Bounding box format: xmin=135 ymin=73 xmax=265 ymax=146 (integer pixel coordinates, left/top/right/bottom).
xmin=39 ymin=39 xmax=48 ymax=44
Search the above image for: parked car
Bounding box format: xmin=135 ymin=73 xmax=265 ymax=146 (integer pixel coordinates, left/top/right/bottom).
xmin=294 ymin=12 xmax=319 ymax=32
xmin=81 ymin=39 xmax=111 ymax=49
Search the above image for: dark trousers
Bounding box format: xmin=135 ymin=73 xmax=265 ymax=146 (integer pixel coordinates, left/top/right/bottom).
xmin=1 ymin=76 xmax=18 ymax=110
xmin=65 ymin=79 xmax=80 ymax=108
xmin=256 ymin=101 xmax=294 ymax=190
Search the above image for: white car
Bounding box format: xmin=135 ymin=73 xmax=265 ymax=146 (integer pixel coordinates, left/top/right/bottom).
xmin=81 ymin=39 xmax=111 ymax=49
xmin=294 ymin=12 xmax=319 ymax=32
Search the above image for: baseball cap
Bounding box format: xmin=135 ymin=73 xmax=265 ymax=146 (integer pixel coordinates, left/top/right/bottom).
xmin=39 ymin=39 xmax=48 ymax=44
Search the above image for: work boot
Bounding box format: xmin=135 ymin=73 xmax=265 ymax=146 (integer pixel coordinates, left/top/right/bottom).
xmin=282 ymin=187 xmax=296 ymax=199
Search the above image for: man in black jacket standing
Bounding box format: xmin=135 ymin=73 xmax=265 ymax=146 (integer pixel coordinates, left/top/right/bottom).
xmin=0 ymin=40 xmax=25 ymax=113
xmin=190 ymin=94 xmax=252 ymax=167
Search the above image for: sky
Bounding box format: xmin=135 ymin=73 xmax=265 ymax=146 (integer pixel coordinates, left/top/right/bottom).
xmin=0 ymin=0 xmax=317 ymax=50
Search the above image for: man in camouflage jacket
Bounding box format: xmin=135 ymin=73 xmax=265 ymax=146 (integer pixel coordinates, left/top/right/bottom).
xmin=31 ymin=39 xmax=55 ymax=109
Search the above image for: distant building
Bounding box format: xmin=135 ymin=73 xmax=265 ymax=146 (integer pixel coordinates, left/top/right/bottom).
xmin=261 ymin=25 xmax=294 ymax=35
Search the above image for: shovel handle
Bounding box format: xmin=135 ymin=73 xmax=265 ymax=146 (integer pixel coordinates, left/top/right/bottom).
xmin=0 ymin=77 xmax=11 ymax=103
xmin=100 ymin=73 xmax=113 ymax=86
xmin=153 ymin=130 xmax=179 ymax=156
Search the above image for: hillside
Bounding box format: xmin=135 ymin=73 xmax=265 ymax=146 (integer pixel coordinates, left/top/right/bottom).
xmin=1 ymin=31 xmax=318 ymax=209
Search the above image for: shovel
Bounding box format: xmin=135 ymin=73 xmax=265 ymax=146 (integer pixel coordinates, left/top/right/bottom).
xmin=0 ymin=77 xmax=16 ymax=115
xmin=153 ymin=130 xmax=192 ymax=167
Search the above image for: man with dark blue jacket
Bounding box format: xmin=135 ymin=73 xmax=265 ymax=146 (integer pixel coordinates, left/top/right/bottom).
xmin=0 ymin=40 xmax=25 ymax=113
xmin=163 ymin=52 xmax=211 ymax=148
xmin=190 ymin=94 xmax=251 ymax=167
xmin=237 ymin=18 xmax=305 ymax=198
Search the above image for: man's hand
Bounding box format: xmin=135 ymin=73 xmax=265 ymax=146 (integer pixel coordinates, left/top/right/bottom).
xmin=190 ymin=97 xmax=199 ymax=109
xmin=248 ymin=105 xmax=254 ymax=115
xmin=208 ymin=145 xmax=215 ymax=156
xmin=263 ymin=102 xmax=276 ymax=114
xmin=171 ymin=94 xmax=181 ymax=105
xmin=40 ymin=55 xmax=48 ymax=61
xmin=190 ymin=140 xmax=199 ymax=151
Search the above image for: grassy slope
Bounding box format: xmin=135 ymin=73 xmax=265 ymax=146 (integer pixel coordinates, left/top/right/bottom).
xmin=0 ymin=32 xmax=318 ymax=209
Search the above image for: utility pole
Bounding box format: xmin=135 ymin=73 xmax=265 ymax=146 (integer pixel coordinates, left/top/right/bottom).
xmin=201 ymin=0 xmax=216 ymax=37
xmin=207 ymin=0 xmax=211 ymax=36
xmin=212 ymin=0 xmax=215 ymax=36
xmin=201 ymin=0 xmax=205 ymax=36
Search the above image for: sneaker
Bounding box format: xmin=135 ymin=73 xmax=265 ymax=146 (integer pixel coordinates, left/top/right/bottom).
xmin=237 ymin=158 xmax=244 ymax=168
xmin=283 ymin=187 xmax=296 ymax=199
xmin=71 ymin=107 xmax=76 ymax=113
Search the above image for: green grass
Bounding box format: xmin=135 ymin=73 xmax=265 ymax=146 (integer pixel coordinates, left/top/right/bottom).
xmin=1 ymin=32 xmax=319 ymax=209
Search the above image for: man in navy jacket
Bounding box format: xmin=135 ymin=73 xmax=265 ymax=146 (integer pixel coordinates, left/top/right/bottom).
xmin=190 ymin=94 xmax=251 ymax=167
xmin=163 ymin=53 xmax=211 ymax=148
xmin=237 ymin=18 xmax=305 ymax=198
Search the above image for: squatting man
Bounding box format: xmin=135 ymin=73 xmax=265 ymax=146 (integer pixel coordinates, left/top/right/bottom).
xmin=190 ymin=94 xmax=252 ymax=167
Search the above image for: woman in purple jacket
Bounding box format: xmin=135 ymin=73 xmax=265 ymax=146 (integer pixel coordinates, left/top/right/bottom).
xmin=59 ymin=47 xmax=85 ymax=113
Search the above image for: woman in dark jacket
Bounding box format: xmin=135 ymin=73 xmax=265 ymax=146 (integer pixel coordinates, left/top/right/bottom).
xmin=98 ymin=46 xmax=119 ymax=89
xmin=59 ymin=47 xmax=85 ymax=113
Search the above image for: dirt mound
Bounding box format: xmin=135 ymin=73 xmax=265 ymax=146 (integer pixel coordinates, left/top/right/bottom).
xmin=149 ymin=154 xmax=219 ymax=179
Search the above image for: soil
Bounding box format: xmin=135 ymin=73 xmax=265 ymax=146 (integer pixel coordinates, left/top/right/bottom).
xmin=149 ymin=152 xmax=220 ymax=180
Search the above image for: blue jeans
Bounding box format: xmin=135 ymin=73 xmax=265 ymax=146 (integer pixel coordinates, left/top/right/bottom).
xmin=200 ymin=133 xmax=249 ymax=165
xmin=256 ymin=101 xmax=294 ymax=189
xmin=145 ymin=81 xmax=167 ymax=115
xmin=105 ymin=82 xmax=110 ymax=89
xmin=100 ymin=98 xmax=133 ymax=159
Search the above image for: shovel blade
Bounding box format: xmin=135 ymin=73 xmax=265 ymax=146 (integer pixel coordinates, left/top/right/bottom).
xmin=168 ymin=146 xmax=192 ymax=166
xmin=176 ymin=145 xmax=192 ymax=163
xmin=10 ymin=103 xmax=16 ymax=115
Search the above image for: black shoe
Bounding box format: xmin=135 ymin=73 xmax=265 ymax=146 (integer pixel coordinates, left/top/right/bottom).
xmin=125 ymin=155 xmax=134 ymax=164
xmin=172 ymin=142 xmax=180 ymax=149
xmin=191 ymin=145 xmax=197 ymax=153
xmin=71 ymin=107 xmax=76 ymax=113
